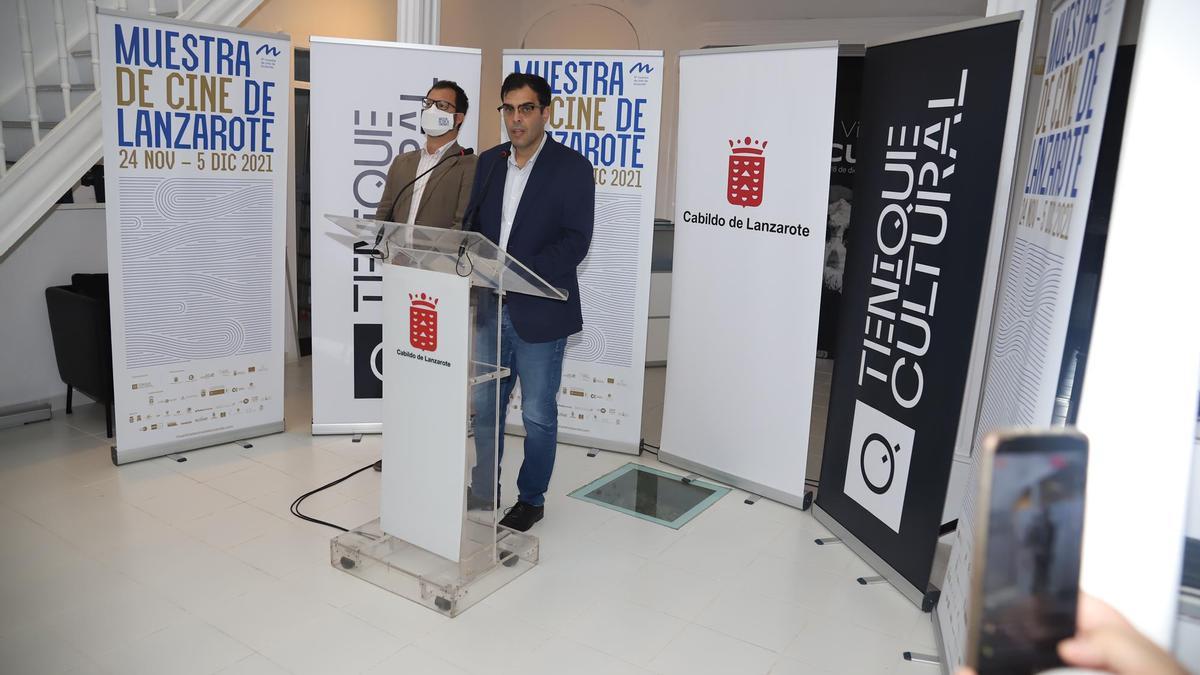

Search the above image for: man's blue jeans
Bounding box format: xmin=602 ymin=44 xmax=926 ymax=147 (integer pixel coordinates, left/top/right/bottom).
xmin=470 ymin=306 xmax=566 ymax=508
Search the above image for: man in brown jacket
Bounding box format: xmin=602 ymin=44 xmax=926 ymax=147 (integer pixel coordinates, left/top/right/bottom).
xmin=375 ymin=80 xmax=477 ymax=229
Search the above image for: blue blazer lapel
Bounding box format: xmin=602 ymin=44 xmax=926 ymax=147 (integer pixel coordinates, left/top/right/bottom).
xmin=478 ymin=144 xmax=510 ymax=240
xmin=510 ymin=135 xmax=555 ymax=239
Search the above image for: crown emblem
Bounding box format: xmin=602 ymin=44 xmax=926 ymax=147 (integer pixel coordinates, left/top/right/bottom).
xmin=409 ymin=293 xmax=438 ymax=310
xmin=729 ymin=136 xmax=767 ymax=155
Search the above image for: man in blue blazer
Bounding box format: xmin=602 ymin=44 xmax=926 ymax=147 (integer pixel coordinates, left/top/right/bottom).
xmin=464 ymin=72 xmax=595 ymax=531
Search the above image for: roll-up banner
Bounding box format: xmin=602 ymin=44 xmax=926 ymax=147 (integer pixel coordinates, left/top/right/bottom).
xmin=309 ymin=38 xmax=480 ymax=434
xmin=813 ymin=15 xmax=1020 ymax=606
xmin=660 ymin=42 xmax=838 ymax=507
xmin=938 ymin=0 xmax=1127 ymax=666
xmin=808 ymin=51 xmax=866 ymax=483
xmin=818 ymin=52 xmax=865 ymax=360
xmin=98 ymin=10 xmax=290 ymax=464
xmin=499 ymin=50 xmax=663 ymax=455
xmin=973 ymin=0 xmax=1126 ymax=447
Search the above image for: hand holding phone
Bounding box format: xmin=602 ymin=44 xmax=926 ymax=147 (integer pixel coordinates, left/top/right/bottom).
xmin=1055 ymin=594 xmax=1188 ymax=675
xmin=963 ymin=431 xmax=1187 ymax=675
xmin=967 ymin=430 xmax=1089 ymax=674
xmin=958 ymin=592 xmax=1187 ymax=674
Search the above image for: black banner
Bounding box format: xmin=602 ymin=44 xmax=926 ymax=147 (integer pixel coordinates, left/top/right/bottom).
xmin=353 ymin=323 xmax=383 ymax=399
xmin=816 ymin=19 xmax=1019 ymax=593
xmin=817 ymin=55 xmax=865 ymax=359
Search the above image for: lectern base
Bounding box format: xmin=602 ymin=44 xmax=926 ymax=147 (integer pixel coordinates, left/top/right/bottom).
xmin=330 ymin=518 xmax=539 ymax=617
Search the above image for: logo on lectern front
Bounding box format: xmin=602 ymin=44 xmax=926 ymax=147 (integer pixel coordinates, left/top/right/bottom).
xmin=408 ymin=292 xmax=439 ymax=352
xmin=727 ymin=136 xmax=767 ymax=207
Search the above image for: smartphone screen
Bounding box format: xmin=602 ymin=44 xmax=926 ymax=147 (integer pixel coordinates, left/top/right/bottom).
xmin=976 ymin=432 xmax=1088 ymax=674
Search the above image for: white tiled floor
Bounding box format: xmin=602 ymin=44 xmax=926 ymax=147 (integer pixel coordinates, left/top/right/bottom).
xmin=0 ymin=360 xmax=937 ymax=674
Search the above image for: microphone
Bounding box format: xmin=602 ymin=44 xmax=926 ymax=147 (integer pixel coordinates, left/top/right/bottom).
xmin=462 ymin=149 xmax=509 ymax=235
xmin=373 ymin=147 xmax=475 ymax=249
xmin=459 ymin=148 xmax=509 ymax=277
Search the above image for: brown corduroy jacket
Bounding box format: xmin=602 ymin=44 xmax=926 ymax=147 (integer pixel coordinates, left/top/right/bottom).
xmin=374 ymin=139 xmax=478 ymax=229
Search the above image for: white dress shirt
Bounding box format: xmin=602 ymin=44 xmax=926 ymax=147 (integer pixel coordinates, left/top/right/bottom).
xmin=499 ymin=133 xmax=548 ymax=251
xmin=406 ymin=141 xmax=453 ymax=226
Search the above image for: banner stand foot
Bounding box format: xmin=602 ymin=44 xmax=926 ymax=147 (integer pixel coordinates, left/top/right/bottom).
xmin=857 ymin=575 xmax=887 ymax=585
xmin=352 ymin=433 xmax=363 ymax=443
xmin=0 ymin=402 xmax=51 ymax=430
xmin=902 ymin=652 xmax=940 ymax=666
xmin=235 ymin=440 xmax=253 ymax=449
xmin=587 ymin=448 xmax=599 ymax=458
xmin=921 ymin=589 xmax=941 ymax=613
xmin=814 ymin=537 xmax=842 ymax=546
xmin=743 ymin=494 xmax=760 ymax=505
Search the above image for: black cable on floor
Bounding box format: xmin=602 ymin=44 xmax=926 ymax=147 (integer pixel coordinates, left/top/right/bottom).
xmin=290 ymin=461 xmax=378 ymax=532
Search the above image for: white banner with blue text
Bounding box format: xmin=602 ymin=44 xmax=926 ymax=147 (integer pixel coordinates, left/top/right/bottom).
xmin=99 ymin=10 xmax=290 ymax=463
xmin=500 ymin=49 xmax=663 ymax=454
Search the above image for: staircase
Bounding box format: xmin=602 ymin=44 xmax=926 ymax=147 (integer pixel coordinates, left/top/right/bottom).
xmin=0 ymin=0 xmax=266 ymax=259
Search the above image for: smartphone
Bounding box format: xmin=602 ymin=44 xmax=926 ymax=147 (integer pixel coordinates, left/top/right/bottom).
xmin=966 ymin=429 xmax=1089 ymax=675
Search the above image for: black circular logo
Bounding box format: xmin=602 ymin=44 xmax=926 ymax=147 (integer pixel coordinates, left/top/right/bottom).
xmin=860 ymin=432 xmax=899 ymax=495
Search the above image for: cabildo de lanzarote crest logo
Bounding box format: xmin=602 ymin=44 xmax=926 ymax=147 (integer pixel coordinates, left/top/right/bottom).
xmin=727 ymin=136 xmax=767 ymax=207
xmin=408 ymin=292 xmax=438 ymax=352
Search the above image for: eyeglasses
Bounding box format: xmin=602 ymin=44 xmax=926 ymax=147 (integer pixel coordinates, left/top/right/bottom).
xmin=497 ymin=103 xmax=546 ymax=118
xmin=421 ymin=97 xmax=457 ymax=113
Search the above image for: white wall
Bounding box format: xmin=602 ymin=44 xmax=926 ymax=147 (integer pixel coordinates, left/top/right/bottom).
xmin=242 ymin=0 xmax=396 ymax=47
xmin=0 ymin=204 xmax=108 ymax=410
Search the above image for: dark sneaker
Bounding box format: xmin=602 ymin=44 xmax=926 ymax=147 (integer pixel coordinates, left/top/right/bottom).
xmin=466 ymin=488 xmax=497 ymax=511
xmin=498 ymin=501 xmax=544 ymax=532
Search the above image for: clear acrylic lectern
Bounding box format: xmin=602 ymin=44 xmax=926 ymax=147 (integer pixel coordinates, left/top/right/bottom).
xmin=324 ymin=214 xmax=567 ymax=617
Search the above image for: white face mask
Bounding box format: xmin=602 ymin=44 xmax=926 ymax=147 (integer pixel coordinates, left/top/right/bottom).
xmin=422 ymin=107 xmax=455 ymax=137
